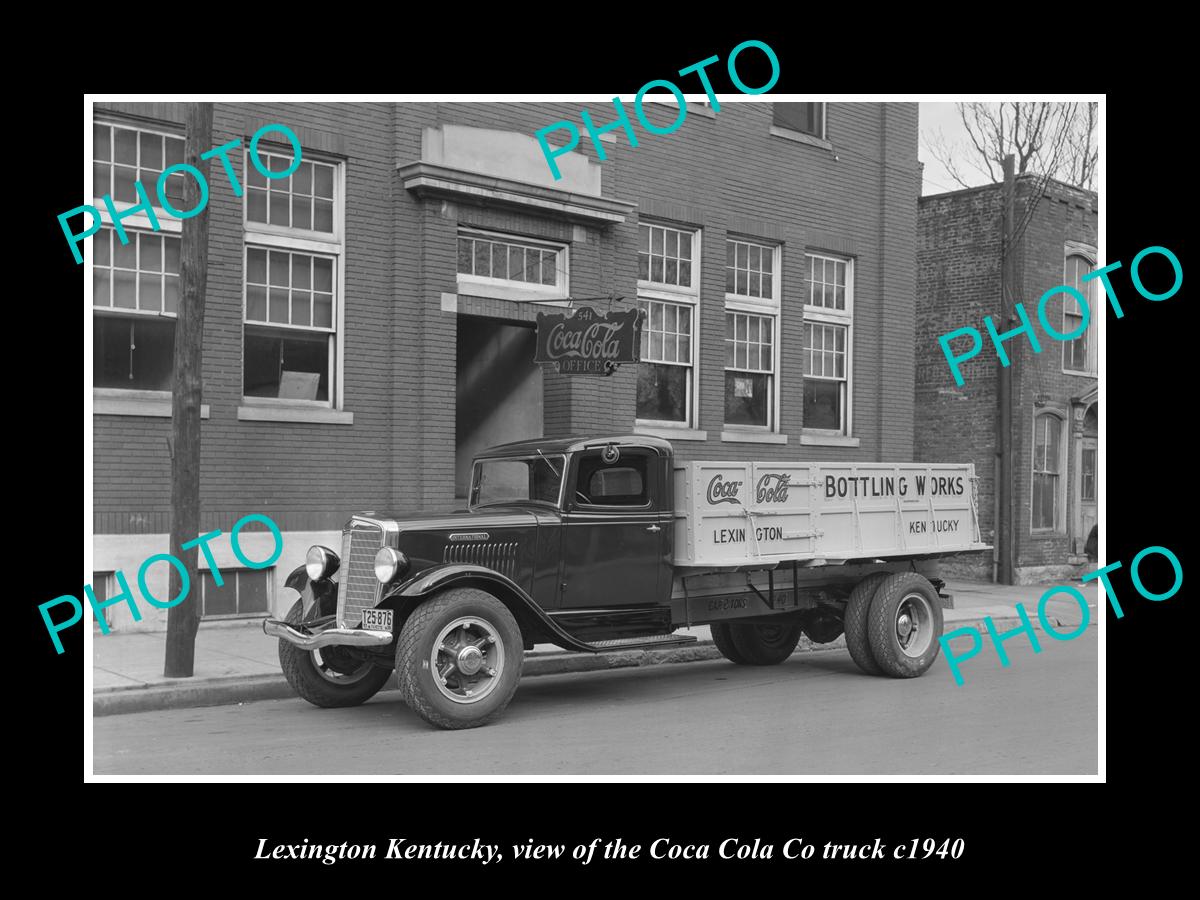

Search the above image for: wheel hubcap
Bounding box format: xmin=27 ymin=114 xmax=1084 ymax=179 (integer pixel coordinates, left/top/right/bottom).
xmin=895 ymin=593 xmax=934 ymax=659
xmin=430 ymin=616 xmax=505 ymax=704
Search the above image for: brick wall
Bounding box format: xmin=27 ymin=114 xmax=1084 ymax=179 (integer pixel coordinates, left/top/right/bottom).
xmin=94 ymin=101 xmax=921 ymax=531
xmin=914 ymin=176 xmax=1097 ymax=579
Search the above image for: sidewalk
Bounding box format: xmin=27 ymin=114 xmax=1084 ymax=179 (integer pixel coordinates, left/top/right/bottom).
xmin=92 ymin=579 xmax=1098 ymax=716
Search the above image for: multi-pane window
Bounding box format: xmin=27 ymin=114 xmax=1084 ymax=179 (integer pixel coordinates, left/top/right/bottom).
xmin=639 ymin=224 xmax=695 ymax=289
xmin=804 ymin=253 xmax=854 ymax=434
xmin=243 ymin=148 xmax=342 ymax=407
xmin=1063 ymin=253 xmax=1097 ymax=374
xmin=773 ymin=103 xmax=825 ymax=139
xmin=726 ymin=239 xmax=775 ymax=299
xmin=809 ymin=255 xmax=848 ymax=309
xmin=803 ymin=323 xmax=847 ymax=431
xmin=244 ymin=248 xmax=336 ymax=402
xmin=246 ymin=154 xmax=336 ymax=234
xmin=457 ymin=233 xmax=562 ymax=288
xmin=93 ymin=227 xmax=181 ymax=391
xmin=93 ymin=122 xmax=185 ymax=209
xmin=637 ymin=298 xmax=693 ymax=424
xmin=1032 ymin=413 xmax=1063 ymax=531
xmin=725 ymin=313 xmax=775 ymax=428
xmin=1081 ymin=446 xmax=1096 ymax=503
xmin=200 ymin=568 xmax=272 ymax=618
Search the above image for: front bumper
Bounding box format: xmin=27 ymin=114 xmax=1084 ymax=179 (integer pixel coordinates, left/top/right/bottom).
xmin=263 ymin=617 xmax=394 ymax=649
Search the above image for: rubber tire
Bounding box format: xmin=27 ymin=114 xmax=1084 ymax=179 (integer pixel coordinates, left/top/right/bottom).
xmin=710 ymin=622 xmax=751 ymax=665
xmin=395 ymin=588 xmax=523 ymax=730
xmin=278 ymin=599 xmax=394 ymax=708
xmin=728 ymin=622 xmax=804 ymax=666
xmin=866 ymin=573 xmax=945 ymax=678
xmin=843 ymin=573 xmax=890 ymax=676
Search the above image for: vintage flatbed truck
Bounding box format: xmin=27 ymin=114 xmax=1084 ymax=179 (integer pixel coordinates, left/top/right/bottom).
xmin=265 ymin=434 xmax=988 ymax=729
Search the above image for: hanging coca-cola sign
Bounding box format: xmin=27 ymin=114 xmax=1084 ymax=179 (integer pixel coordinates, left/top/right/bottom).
xmin=534 ymin=306 xmax=642 ymax=376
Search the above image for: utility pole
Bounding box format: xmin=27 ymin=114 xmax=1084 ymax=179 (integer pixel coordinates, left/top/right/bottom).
xmin=996 ymin=154 xmax=1016 ymax=585
xmin=164 ymin=103 xmax=213 ymax=677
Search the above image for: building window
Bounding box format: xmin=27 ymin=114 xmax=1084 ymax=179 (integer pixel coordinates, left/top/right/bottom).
xmin=726 ymin=239 xmax=775 ymax=300
xmin=243 ymin=248 xmax=335 ymax=401
xmin=93 ymin=227 xmax=181 ymax=391
xmin=458 ymin=230 xmax=571 ymax=290
xmin=246 ymin=155 xmax=337 ymax=234
xmin=773 ymin=103 xmax=825 ymax=139
xmin=637 ymin=299 xmax=693 ymax=424
xmin=200 ymin=568 xmax=272 ymax=618
xmin=637 ymin=221 xmax=701 ymax=429
xmin=1081 ymin=446 xmax=1096 ymax=503
xmin=639 ymin=223 xmax=695 ymax=290
xmin=244 ymin=147 xmax=343 ymax=407
xmin=93 ymin=121 xmax=185 ymax=211
xmin=725 ymin=313 xmax=775 ymax=428
xmin=804 ymin=253 xmax=854 ymax=434
xmin=724 ymin=238 xmax=781 ymax=430
xmin=1063 ymin=252 xmax=1097 ymax=375
xmin=1032 ymin=412 xmax=1064 ymax=531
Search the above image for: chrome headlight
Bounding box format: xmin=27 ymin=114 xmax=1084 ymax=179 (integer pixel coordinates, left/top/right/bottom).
xmin=305 ymin=545 xmax=339 ymax=582
xmin=374 ymin=547 xmax=410 ymax=583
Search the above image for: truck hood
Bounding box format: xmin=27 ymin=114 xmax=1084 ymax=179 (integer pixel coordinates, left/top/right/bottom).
xmin=351 ymin=505 xmax=556 ymax=529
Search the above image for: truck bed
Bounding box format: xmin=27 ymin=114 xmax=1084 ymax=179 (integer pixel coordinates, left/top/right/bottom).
xmin=673 ymin=460 xmax=988 ymax=569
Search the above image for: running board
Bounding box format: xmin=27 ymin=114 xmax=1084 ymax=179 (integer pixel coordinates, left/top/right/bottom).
xmin=576 ymin=634 xmax=699 ymax=653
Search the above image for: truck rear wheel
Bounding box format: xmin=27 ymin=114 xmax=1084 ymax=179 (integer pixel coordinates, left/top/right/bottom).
xmin=867 ymin=573 xmax=944 ymax=678
xmin=395 ymin=587 xmax=523 ymax=730
xmin=728 ymin=622 xmax=804 ymax=666
xmin=710 ymin=622 xmax=751 ymax=664
xmin=843 ymin=573 xmax=889 ymax=676
xmin=278 ymin=599 xmax=394 ymax=708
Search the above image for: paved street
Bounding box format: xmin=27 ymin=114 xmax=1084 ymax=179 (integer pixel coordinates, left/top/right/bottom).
xmin=94 ymin=629 xmax=1097 ymax=776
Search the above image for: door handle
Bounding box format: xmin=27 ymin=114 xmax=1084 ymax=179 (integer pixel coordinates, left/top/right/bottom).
xmin=646 ymin=525 xmax=661 ymax=533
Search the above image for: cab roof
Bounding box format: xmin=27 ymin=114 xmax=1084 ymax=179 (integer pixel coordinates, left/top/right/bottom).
xmin=474 ymin=434 xmax=673 ymax=459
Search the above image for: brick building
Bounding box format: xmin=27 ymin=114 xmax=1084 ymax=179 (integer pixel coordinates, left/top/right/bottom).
xmin=915 ymin=176 xmax=1098 ymax=584
xmin=89 ymin=100 xmax=920 ymax=630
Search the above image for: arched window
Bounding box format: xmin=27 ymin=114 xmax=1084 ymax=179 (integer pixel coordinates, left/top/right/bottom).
xmin=1032 ymin=411 xmax=1065 ymax=531
xmin=1063 ymin=253 xmax=1097 ymax=374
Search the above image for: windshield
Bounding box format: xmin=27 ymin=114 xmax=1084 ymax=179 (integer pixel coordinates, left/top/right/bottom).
xmin=470 ymin=455 xmax=565 ymax=509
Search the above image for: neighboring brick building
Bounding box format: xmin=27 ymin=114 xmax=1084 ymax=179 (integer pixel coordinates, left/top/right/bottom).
xmin=915 ymin=176 xmax=1098 ymax=584
xmin=89 ymin=100 xmax=920 ymax=630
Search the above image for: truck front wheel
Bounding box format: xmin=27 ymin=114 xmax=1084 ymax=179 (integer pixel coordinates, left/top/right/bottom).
xmin=867 ymin=573 xmax=944 ymax=678
xmin=727 ymin=622 xmax=804 ymax=666
xmin=395 ymin=587 xmax=523 ymax=730
xmin=278 ymin=599 xmax=394 ymax=708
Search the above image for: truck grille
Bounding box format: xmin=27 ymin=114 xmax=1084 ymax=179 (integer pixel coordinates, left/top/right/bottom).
xmin=443 ymin=541 xmax=518 ymax=580
xmin=339 ymin=522 xmax=383 ymax=627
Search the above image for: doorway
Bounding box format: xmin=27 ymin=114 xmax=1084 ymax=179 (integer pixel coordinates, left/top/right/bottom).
xmin=1075 ymin=404 xmax=1097 ymax=556
xmin=455 ymin=317 xmax=543 ymax=499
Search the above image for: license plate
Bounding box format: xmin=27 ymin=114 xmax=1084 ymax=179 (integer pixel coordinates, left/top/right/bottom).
xmin=361 ymin=608 xmax=393 ymax=631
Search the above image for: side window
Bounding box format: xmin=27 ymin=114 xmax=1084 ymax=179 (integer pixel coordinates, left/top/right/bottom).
xmin=575 ymin=452 xmax=651 ymax=507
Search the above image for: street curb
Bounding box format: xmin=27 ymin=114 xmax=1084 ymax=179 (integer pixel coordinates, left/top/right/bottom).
xmin=92 ymin=613 xmax=1096 ymax=717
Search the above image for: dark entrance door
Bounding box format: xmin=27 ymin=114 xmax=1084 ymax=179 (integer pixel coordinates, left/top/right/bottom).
xmin=559 ymin=448 xmax=667 ymax=609
xmin=455 ymin=317 xmax=542 ymax=499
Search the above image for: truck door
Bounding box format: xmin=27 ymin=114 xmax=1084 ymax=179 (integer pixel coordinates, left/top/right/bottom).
xmin=559 ymin=447 xmax=669 ymax=609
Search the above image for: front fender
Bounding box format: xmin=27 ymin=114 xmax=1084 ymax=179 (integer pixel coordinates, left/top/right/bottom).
xmin=385 ymin=564 xmax=594 ymax=653
xmin=284 ymin=564 xmax=339 ymax=619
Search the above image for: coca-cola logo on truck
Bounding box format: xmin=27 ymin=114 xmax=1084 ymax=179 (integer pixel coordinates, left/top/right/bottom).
xmin=706 ymin=472 xmax=793 ymax=506
xmin=755 ymin=473 xmax=792 ymax=503
xmin=534 ymin=307 xmax=641 ymax=376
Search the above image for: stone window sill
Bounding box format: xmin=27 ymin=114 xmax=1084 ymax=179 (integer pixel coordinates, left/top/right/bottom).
xmin=634 ymin=424 xmax=708 ymax=442
xmin=769 ymin=125 xmax=834 ymax=151
xmin=800 ymin=430 xmax=860 ymax=447
xmin=94 ymin=391 xmax=210 ymax=419
xmin=720 ymin=429 xmax=788 ymax=445
xmin=237 ymin=404 xmax=354 ymax=425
